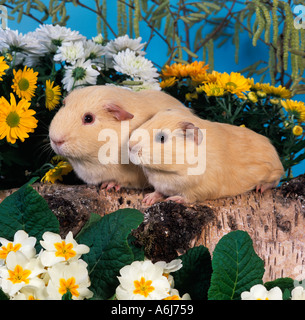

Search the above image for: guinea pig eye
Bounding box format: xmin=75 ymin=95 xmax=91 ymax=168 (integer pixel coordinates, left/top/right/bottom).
xmin=155 ymin=131 xmax=167 ymax=144
xmin=82 ymin=113 xmax=95 ymax=125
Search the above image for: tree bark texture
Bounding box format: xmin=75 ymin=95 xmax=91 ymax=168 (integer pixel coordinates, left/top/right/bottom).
xmin=0 ymin=174 xmax=304 ymax=283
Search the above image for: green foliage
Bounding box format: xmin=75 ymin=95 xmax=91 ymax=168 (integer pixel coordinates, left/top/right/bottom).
xmin=173 ymin=246 xmax=212 ymax=300
xmin=0 ymin=177 xmax=59 ymax=251
xmin=76 ymin=209 xmax=144 ymax=300
xmin=208 ymin=230 xmax=265 ymax=300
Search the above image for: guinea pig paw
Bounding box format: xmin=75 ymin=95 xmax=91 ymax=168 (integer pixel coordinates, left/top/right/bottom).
xmin=142 ymin=191 xmax=164 ymax=206
xmin=165 ymin=195 xmax=186 ymax=204
xmin=256 ymin=182 xmax=274 ymax=194
xmin=101 ymin=181 xmax=121 ymax=191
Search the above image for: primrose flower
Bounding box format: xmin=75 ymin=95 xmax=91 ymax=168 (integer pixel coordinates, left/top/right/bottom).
xmin=163 ymin=288 xmax=191 ymax=300
xmin=241 ymin=284 xmax=282 ymax=300
xmin=116 ymin=260 xmax=171 ymax=300
xmin=155 ymin=259 xmax=183 ymax=275
xmin=0 ymin=251 xmax=45 ymax=297
xmin=291 ymin=286 xmax=305 ymax=300
xmin=0 ymin=230 xmax=36 ymax=264
xmin=46 ymin=260 xmax=93 ymax=300
xmin=39 ymin=231 xmax=89 ymax=267
xmin=12 ymin=286 xmax=48 ymax=300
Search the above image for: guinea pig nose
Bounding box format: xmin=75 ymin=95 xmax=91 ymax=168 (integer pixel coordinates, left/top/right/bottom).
xmin=51 ymin=138 xmax=65 ymax=147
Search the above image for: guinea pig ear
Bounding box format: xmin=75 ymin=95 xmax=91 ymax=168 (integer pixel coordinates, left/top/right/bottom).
xmin=179 ymin=121 xmax=203 ymax=145
xmin=103 ymin=103 xmax=134 ymax=121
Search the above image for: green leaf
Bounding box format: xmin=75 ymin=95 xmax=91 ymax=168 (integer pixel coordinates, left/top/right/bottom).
xmin=0 ymin=288 xmax=9 ymax=300
xmin=61 ymin=290 xmax=73 ymax=300
xmin=76 ymin=209 xmax=144 ymax=300
xmin=0 ymin=179 xmax=60 ymax=250
xmin=208 ymin=230 xmax=265 ymax=300
xmin=173 ymin=246 xmax=212 ymax=300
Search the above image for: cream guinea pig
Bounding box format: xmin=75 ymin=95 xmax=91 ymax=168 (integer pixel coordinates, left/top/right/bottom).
xmin=129 ymin=108 xmax=284 ymax=204
xmin=48 ymin=85 xmax=191 ymax=189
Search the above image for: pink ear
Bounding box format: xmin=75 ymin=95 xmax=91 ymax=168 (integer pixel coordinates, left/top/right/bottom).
xmin=179 ymin=121 xmax=203 ymax=145
xmin=103 ymin=103 xmax=134 ymax=121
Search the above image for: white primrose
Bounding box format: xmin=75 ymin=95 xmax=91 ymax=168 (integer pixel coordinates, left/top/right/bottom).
xmin=0 ymin=251 xmax=45 ymax=297
xmin=0 ymin=230 xmax=36 ymax=264
xmin=40 ymin=231 xmax=90 ymax=267
xmin=46 ymin=259 xmax=93 ymax=300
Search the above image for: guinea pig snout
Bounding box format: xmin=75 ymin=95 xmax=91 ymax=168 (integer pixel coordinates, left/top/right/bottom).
xmin=51 ymin=138 xmax=65 ymax=147
xmin=49 ymin=135 xmax=66 ymax=155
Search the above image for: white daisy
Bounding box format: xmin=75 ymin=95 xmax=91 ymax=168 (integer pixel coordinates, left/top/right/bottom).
xmin=104 ymin=34 xmax=146 ymax=59
xmin=0 ymin=28 xmax=43 ymax=65
xmin=113 ymin=48 xmax=159 ymax=82
xmin=54 ymin=41 xmax=85 ymax=64
xmin=92 ymin=33 xmax=104 ymax=45
xmin=34 ymin=24 xmax=85 ymax=53
xmin=83 ymin=39 xmax=105 ymax=63
xmin=62 ymin=58 xmax=100 ymax=92
xmin=124 ymin=80 xmax=161 ymax=92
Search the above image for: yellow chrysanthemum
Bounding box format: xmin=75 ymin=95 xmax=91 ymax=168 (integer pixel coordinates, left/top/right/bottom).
xmin=197 ymin=83 xmax=225 ymax=97
xmin=41 ymin=161 xmax=73 ymax=184
xmin=281 ymin=99 xmax=305 ymax=122
xmin=185 ymin=92 xmax=198 ymax=101
xmin=292 ymin=125 xmax=303 ymax=136
xmin=216 ymin=72 xmax=251 ymax=98
xmin=161 ymin=61 xmax=209 ymax=79
xmin=247 ymin=91 xmax=258 ymax=103
xmin=192 ymin=70 xmax=220 ymax=85
xmin=160 ymin=77 xmax=177 ymax=89
xmin=11 ymin=66 xmax=38 ymax=101
xmin=0 ymin=56 xmax=9 ymax=81
xmin=248 ymin=78 xmax=265 ymax=91
xmin=0 ymin=93 xmax=38 ymax=144
xmin=261 ymin=83 xmax=292 ymax=99
xmin=45 ymin=80 xmax=61 ymax=111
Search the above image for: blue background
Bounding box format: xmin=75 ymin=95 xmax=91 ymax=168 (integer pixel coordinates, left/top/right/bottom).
xmin=6 ymin=0 xmax=305 ymax=177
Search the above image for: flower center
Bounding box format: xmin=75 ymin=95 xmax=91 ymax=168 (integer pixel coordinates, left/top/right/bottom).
xmin=163 ymin=295 xmax=180 ymax=300
xmin=0 ymin=242 xmax=21 ymax=259
xmin=72 ymin=67 xmax=86 ymax=80
xmin=7 ymin=265 xmax=31 ymax=284
xmin=18 ymin=78 xmax=30 ymax=91
xmin=59 ymin=277 xmax=79 ymax=297
xmin=133 ymin=277 xmax=155 ymax=298
xmin=46 ymin=88 xmax=55 ymax=101
xmin=6 ymin=111 xmax=20 ymax=128
xmin=225 ymin=81 xmax=237 ymax=89
xmin=54 ymin=241 xmax=76 ymax=260
xmin=52 ymin=39 xmax=63 ymax=47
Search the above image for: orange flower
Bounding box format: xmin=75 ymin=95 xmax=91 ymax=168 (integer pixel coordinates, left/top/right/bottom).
xmin=161 ymin=61 xmax=209 ymax=79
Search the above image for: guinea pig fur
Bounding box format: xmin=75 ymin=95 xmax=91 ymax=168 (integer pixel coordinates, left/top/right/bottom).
xmin=129 ymin=108 xmax=284 ymax=204
xmin=48 ymin=85 xmax=191 ymax=189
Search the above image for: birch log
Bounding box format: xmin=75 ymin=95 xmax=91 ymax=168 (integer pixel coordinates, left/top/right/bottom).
xmin=0 ymin=174 xmax=304 ymax=283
